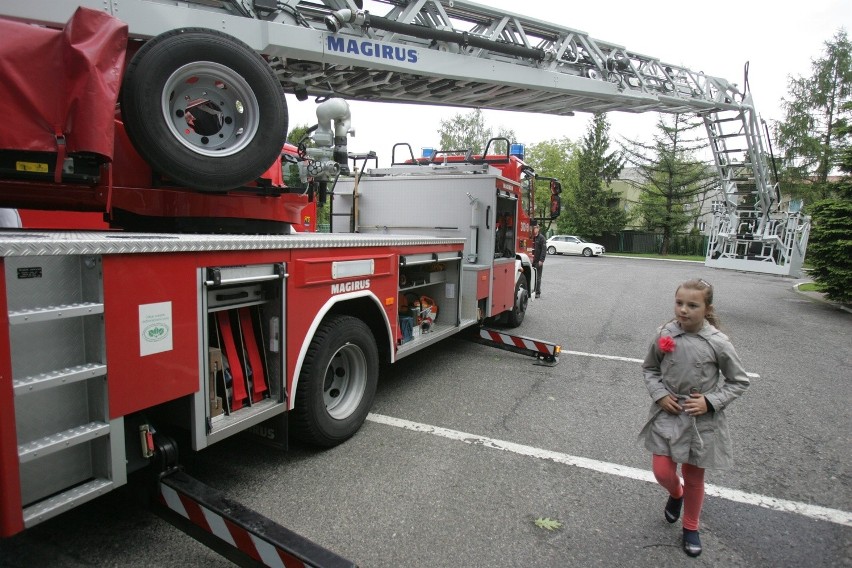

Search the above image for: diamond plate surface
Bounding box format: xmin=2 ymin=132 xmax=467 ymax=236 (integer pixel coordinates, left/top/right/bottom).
xmin=17 ymin=421 xmax=110 ymax=463
xmin=23 ymin=478 xmax=114 ymax=527
xmin=0 ymin=231 xmax=465 ymax=256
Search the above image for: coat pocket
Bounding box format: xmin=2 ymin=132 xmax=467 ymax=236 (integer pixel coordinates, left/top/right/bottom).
xmin=690 ymin=414 xmax=717 ymax=464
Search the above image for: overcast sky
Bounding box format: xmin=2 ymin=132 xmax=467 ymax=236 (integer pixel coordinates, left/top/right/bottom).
xmin=284 ymin=0 xmax=851 ymax=165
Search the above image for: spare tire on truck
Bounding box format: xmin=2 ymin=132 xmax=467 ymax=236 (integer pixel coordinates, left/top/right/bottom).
xmin=120 ymin=28 xmax=288 ymax=192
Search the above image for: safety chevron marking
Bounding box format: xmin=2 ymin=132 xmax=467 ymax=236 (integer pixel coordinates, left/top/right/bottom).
xmin=478 ymin=328 xmax=558 ymax=356
xmin=159 ymin=483 xmax=306 ymax=568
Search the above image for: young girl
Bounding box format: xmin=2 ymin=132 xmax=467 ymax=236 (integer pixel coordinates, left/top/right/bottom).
xmin=639 ymin=279 xmax=750 ymax=557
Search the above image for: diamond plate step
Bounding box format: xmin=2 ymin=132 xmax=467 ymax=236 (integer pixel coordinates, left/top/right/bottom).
xmin=13 ymin=363 xmax=107 ymax=396
xmin=17 ymin=422 xmax=110 ymax=463
xmin=23 ymin=478 xmax=114 ymax=528
xmin=8 ymin=302 xmax=104 ymax=325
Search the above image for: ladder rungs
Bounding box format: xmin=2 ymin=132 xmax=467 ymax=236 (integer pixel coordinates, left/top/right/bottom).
xmin=23 ymin=478 xmax=114 ymax=528
xmin=18 ymin=422 xmax=110 ymax=463
xmin=13 ymin=363 xmax=107 ymax=396
xmin=709 ymin=116 xmax=743 ymax=124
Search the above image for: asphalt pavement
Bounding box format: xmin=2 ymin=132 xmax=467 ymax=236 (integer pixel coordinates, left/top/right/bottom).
xmin=1 ymin=254 xmax=849 ymax=567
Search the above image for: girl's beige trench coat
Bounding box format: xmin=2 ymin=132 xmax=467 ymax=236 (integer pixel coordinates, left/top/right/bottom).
xmin=639 ymin=321 xmax=750 ymax=469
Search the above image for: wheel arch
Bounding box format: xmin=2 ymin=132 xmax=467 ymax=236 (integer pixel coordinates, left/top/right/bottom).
xmin=289 ymin=291 xmax=391 ymax=410
xmin=515 ymin=254 xmax=532 ymax=289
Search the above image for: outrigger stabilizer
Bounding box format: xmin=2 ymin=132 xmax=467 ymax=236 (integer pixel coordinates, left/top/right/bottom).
xmin=464 ymin=327 xmax=561 ymax=367
xmin=146 ymin=434 xmax=357 ymax=568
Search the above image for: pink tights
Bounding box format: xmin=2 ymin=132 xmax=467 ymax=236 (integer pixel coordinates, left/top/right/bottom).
xmin=652 ymin=454 xmax=705 ymax=531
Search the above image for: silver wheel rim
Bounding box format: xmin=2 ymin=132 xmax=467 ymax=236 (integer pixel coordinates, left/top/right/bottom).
xmin=161 ymin=61 xmax=260 ymax=157
xmin=323 ymin=343 xmax=368 ymax=419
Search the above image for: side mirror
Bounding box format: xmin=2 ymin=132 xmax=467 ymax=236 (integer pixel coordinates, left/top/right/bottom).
xmin=548 ymin=179 xmax=562 ymax=219
xmin=549 ymin=193 xmax=561 ymax=219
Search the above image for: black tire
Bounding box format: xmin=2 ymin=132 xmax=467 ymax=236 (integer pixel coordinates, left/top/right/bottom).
xmin=547 ymin=245 xmax=557 ymax=255
xmin=291 ymin=315 xmax=378 ymax=447
xmin=506 ymin=275 xmax=529 ymax=328
xmin=582 ymin=247 xmax=593 ymax=257
xmin=121 ymin=29 xmax=288 ymax=192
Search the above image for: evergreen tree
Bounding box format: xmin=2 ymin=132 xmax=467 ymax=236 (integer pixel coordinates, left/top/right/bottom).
xmin=566 ymin=113 xmax=626 ymax=237
xmin=622 ymin=113 xmax=717 ymax=254
xmin=807 ymin=99 xmax=852 ymax=304
xmin=835 ymin=101 xmax=852 ymax=198
xmin=808 ymin=199 xmax=852 ymax=304
xmin=775 ymin=29 xmax=852 ymax=202
xmin=774 ymin=30 xmax=851 ymax=300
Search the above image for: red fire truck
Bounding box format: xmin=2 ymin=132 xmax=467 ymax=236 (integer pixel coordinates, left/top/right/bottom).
xmin=0 ymin=4 xmax=562 ymax=558
xmin=0 ymin=0 xmax=806 ymax=564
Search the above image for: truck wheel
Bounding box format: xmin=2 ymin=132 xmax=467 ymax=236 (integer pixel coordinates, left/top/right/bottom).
xmin=547 ymin=246 xmax=557 ymax=255
xmin=582 ymin=247 xmax=593 ymax=257
xmin=506 ymin=275 xmax=529 ymax=328
xmin=121 ymin=28 xmax=288 ymax=192
xmin=291 ymin=315 xmax=378 ymax=447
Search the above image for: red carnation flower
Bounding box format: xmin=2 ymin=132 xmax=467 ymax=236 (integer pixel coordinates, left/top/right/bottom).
xmin=658 ymin=336 xmax=675 ymax=353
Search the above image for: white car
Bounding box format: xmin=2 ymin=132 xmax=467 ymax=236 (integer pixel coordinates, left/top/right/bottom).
xmin=546 ymin=235 xmax=605 ymax=257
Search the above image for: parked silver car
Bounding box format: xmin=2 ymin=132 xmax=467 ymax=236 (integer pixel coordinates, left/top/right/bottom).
xmin=546 ymin=235 xmax=605 ymax=257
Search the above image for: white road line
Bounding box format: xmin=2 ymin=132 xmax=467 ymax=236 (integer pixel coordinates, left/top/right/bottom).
xmin=565 ymin=349 xmax=761 ymax=378
xmin=605 ymin=255 xmax=703 ymax=264
xmin=366 ymin=413 xmax=851 ymax=528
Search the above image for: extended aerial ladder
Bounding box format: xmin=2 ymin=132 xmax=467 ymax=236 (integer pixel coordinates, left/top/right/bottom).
xmin=0 ymin=0 xmax=808 ymax=275
xmin=702 ymin=100 xmax=810 ymax=276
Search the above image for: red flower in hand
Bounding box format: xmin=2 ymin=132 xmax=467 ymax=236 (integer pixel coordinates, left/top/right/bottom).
xmin=658 ymin=336 xmax=675 ymax=353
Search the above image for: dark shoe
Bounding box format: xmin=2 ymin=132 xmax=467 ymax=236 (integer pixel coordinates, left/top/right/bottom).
xmin=664 ymin=495 xmax=683 ymax=523
xmin=682 ymin=529 xmax=702 ymax=557
xmin=535 ymin=293 xmax=541 ymax=298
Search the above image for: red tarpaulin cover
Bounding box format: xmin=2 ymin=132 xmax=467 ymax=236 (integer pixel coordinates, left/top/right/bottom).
xmin=0 ymin=7 xmax=128 ymax=160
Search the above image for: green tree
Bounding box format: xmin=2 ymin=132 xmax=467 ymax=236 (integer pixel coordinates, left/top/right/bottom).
xmin=806 ymin=99 xmax=852 ymax=303
xmin=807 ymin=199 xmax=852 ymax=304
xmin=835 ymin=101 xmax=852 ymax=198
xmin=287 ymin=123 xmax=312 ymax=146
xmin=566 ymin=113 xmax=626 ymax=237
xmin=622 ymin=113 xmax=717 ymax=254
xmin=436 ymin=109 xmax=517 ymax=155
xmin=525 ymin=137 xmax=579 ymax=233
xmin=775 ymin=29 xmax=852 ymax=202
